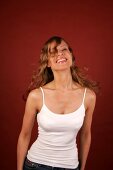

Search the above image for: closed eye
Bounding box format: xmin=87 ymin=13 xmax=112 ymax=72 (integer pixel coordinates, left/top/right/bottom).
xmin=61 ymin=48 xmax=69 ymax=52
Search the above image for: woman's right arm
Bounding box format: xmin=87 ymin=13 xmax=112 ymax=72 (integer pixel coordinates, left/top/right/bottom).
xmin=17 ymin=90 xmax=39 ymax=170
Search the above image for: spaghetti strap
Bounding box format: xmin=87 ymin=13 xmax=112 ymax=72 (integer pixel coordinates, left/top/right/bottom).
xmin=82 ymin=88 xmax=87 ymax=104
xmin=40 ymin=87 xmax=45 ymax=105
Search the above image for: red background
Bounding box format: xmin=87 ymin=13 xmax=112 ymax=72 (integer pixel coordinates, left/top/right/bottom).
xmin=0 ymin=0 xmax=113 ymax=169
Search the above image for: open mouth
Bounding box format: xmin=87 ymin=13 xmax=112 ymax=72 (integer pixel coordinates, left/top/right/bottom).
xmin=56 ymin=58 xmax=67 ymax=64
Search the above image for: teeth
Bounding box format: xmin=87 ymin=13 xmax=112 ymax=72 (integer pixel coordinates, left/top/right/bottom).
xmin=57 ymin=58 xmax=67 ymax=63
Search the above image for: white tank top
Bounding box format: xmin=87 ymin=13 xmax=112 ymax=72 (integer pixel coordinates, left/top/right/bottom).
xmin=27 ymin=87 xmax=86 ymax=169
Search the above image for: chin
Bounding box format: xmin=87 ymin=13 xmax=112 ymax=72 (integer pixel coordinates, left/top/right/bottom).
xmin=54 ymin=66 xmax=71 ymax=71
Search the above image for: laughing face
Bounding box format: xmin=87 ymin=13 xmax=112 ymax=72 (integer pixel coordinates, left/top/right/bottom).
xmin=47 ymin=41 xmax=72 ymax=71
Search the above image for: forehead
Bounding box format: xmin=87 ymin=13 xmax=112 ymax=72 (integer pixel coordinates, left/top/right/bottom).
xmin=57 ymin=41 xmax=68 ymax=49
xmin=48 ymin=40 xmax=68 ymax=51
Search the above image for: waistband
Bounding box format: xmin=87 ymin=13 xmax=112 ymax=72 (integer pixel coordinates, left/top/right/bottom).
xmin=25 ymin=158 xmax=79 ymax=170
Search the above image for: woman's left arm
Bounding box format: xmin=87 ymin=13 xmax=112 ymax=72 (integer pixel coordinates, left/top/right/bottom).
xmin=79 ymin=90 xmax=96 ymax=170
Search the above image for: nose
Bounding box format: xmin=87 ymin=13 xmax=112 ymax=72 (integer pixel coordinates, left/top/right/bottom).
xmin=57 ymin=49 xmax=63 ymax=56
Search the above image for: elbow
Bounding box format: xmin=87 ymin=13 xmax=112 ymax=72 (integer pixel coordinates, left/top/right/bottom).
xmin=80 ymin=130 xmax=91 ymax=144
xmin=17 ymin=131 xmax=31 ymax=145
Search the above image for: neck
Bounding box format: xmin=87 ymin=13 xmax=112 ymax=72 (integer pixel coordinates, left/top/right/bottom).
xmin=52 ymin=70 xmax=73 ymax=90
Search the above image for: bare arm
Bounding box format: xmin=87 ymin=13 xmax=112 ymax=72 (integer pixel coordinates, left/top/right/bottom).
xmin=17 ymin=90 xmax=40 ymax=170
xmin=79 ymin=90 xmax=96 ymax=170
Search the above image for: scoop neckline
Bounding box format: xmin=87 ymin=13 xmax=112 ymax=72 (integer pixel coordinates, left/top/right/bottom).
xmin=41 ymin=103 xmax=85 ymax=116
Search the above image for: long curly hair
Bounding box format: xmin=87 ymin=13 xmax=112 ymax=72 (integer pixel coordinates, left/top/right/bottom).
xmin=23 ymin=36 xmax=99 ymax=100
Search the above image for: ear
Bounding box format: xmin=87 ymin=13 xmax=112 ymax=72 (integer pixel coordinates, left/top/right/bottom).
xmin=47 ymin=61 xmax=51 ymax=67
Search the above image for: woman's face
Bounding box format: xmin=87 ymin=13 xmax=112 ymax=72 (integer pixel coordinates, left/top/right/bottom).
xmin=47 ymin=40 xmax=72 ymax=71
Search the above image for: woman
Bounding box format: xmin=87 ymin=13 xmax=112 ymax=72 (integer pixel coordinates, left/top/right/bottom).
xmin=17 ymin=36 xmax=98 ymax=170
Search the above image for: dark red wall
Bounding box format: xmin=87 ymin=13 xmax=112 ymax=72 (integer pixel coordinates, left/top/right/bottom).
xmin=0 ymin=0 xmax=113 ymax=169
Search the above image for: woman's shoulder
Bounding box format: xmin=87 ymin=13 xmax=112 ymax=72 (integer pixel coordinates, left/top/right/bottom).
xmin=27 ymin=88 xmax=42 ymax=102
xmin=85 ymin=88 xmax=96 ymax=107
xmin=86 ymin=88 xmax=96 ymax=99
xmin=26 ymin=88 xmax=43 ymax=110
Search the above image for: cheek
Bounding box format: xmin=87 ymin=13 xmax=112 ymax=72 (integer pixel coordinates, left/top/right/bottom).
xmin=67 ymin=53 xmax=73 ymax=63
xmin=47 ymin=58 xmax=55 ymax=67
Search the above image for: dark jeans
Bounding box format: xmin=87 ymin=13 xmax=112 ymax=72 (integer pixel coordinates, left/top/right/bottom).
xmin=23 ymin=158 xmax=79 ymax=170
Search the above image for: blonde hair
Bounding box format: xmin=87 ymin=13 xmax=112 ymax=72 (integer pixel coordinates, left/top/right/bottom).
xmin=23 ymin=36 xmax=99 ymax=100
